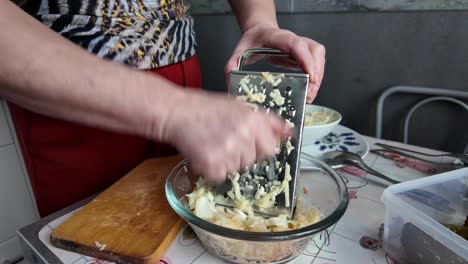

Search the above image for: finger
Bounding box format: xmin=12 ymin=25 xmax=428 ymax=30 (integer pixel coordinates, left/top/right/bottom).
xmin=305 ymin=39 xmax=326 ymax=103
xmin=266 ymin=114 xmax=293 ymax=139
xmin=194 ymin=152 xmax=226 ymax=184
xmin=255 ymin=114 xmax=286 ymax=159
xmin=240 ymin=127 xmax=257 ymax=170
xmin=225 ymin=50 xmax=242 ymax=78
xmin=234 ymin=118 xmax=256 ymax=170
xmin=307 ymin=86 xmax=319 ymax=103
xmin=305 ymin=38 xmax=326 ymax=85
xmin=224 ymin=48 xmax=244 ymax=89
xmin=223 ymin=132 xmax=242 ymax=174
xmin=206 ymin=164 xmax=227 ymax=184
xmin=228 ymin=150 xmax=242 ymax=176
xmin=264 ymin=30 xmax=318 ymax=83
xmin=240 ymin=141 xmax=256 ymax=171
xmin=225 ymin=40 xmax=251 ymax=78
xmin=255 ymin=126 xmax=278 ymax=160
xmin=186 ymin=163 xmax=202 ymax=184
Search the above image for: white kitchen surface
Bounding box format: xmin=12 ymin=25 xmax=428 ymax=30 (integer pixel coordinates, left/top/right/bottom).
xmin=34 ymin=136 xmax=456 ymax=264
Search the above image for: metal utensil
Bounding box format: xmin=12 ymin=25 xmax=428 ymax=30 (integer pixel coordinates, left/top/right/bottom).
xmin=375 ymin=143 xmax=468 ymax=166
xmin=301 ymin=151 xmax=400 ymax=185
xmin=216 ymin=48 xmax=309 ymax=218
xmin=322 ymin=151 xmax=400 ymax=184
xmin=371 ymin=149 xmax=465 ymax=171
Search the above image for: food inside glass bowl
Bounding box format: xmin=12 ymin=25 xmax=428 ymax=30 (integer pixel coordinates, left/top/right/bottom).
xmin=185 ymin=177 xmax=320 ymax=232
xmin=304 ymin=110 xmax=340 ymax=126
xmin=165 ymin=158 xmax=349 ymax=264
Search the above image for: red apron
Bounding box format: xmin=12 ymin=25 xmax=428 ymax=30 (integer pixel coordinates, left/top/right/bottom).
xmin=8 ymin=56 xmax=202 ymax=217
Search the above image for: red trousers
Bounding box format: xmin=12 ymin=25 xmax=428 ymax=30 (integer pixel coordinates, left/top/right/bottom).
xmin=9 ymin=56 xmax=202 ymax=217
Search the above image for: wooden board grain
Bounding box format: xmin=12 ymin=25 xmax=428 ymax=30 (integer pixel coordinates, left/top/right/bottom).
xmin=51 ymin=156 xmax=185 ymax=264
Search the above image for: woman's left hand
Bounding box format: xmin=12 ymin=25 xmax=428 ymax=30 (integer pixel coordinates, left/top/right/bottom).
xmin=225 ymin=24 xmax=326 ymax=103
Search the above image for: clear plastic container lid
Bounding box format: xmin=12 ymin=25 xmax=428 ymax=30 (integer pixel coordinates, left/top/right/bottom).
xmin=382 ymin=168 xmax=468 ymax=261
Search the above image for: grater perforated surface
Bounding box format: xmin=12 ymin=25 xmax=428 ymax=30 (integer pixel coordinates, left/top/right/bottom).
xmin=218 ymin=69 xmax=308 ymax=218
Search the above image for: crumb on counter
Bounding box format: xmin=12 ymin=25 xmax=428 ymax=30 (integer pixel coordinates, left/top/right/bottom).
xmin=95 ymin=241 xmax=106 ymax=251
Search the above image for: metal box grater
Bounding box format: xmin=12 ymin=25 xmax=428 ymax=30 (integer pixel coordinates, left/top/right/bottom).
xmin=220 ymin=48 xmax=309 ymax=218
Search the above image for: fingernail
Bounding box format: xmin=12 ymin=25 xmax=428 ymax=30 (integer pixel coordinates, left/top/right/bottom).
xmin=309 ymin=71 xmax=319 ymax=83
xmin=309 ymin=72 xmax=316 ymax=83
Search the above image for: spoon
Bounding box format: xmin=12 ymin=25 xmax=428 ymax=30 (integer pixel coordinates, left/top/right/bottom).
xmin=322 ymin=151 xmax=400 ymax=184
xmin=302 ymin=151 xmax=400 ymax=185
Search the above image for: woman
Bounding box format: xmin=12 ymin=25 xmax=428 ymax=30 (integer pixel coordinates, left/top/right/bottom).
xmin=0 ymin=0 xmax=326 ymax=217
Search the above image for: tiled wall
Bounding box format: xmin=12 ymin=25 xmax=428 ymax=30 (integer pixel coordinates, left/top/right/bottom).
xmin=190 ymin=0 xmax=468 ymax=14
xmin=0 ymin=99 xmax=39 ymax=262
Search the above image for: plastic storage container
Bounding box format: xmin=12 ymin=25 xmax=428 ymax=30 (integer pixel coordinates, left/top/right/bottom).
xmin=382 ymin=168 xmax=468 ymax=264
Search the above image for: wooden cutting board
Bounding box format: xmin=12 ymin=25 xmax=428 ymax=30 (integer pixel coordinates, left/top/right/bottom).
xmin=51 ymin=156 xmax=186 ymax=264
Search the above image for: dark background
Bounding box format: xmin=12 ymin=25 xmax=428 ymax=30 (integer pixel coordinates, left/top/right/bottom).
xmin=192 ymin=11 xmax=468 ymax=153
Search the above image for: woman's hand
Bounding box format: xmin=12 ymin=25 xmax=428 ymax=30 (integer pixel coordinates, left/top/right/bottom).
xmin=225 ymin=24 xmax=326 ymax=103
xmin=161 ymin=90 xmax=291 ymax=183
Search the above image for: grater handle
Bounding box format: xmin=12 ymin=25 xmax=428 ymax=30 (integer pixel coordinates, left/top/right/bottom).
xmin=237 ymin=48 xmax=290 ymax=71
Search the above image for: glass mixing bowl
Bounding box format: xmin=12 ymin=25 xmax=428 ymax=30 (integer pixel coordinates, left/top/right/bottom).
xmin=165 ymin=157 xmax=349 ymax=264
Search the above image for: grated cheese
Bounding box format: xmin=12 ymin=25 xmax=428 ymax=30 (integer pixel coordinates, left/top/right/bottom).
xmin=269 ymin=89 xmax=285 ymax=106
xmin=304 ymin=110 xmax=338 ymax=126
xmin=185 ymin=176 xmax=320 ymax=232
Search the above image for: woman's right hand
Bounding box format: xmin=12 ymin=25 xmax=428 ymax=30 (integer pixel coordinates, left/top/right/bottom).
xmin=160 ymin=90 xmax=291 ymax=183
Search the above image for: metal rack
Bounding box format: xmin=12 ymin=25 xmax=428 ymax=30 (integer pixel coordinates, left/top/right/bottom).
xmin=375 ymin=86 xmax=468 ymax=153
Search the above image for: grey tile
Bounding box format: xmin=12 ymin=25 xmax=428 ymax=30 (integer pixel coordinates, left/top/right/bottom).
xmin=17 ymin=259 xmax=31 ymax=264
xmin=189 ymin=0 xmax=232 ymax=15
xmin=291 ymin=0 xmax=354 ymax=13
xmin=361 ymin=0 xmax=468 ymax=11
xmin=275 ymin=0 xmax=293 ymax=13
xmin=190 ymin=0 xmax=468 ymax=14
xmin=0 ymin=145 xmax=38 ymax=241
xmin=190 ymin=0 xmax=292 ymax=15
xmin=0 ymin=236 xmax=22 ymax=264
xmin=0 ymin=99 xmax=13 ymax=147
xmin=291 ymin=0 xmax=468 ymax=13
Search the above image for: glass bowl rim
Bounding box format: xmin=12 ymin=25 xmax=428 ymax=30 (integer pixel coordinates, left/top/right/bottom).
xmin=165 ymin=160 xmax=349 ymax=241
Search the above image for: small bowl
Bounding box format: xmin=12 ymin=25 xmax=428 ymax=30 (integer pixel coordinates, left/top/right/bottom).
xmin=165 ymin=158 xmax=349 ymax=264
xmin=302 ymin=105 xmax=342 ymax=146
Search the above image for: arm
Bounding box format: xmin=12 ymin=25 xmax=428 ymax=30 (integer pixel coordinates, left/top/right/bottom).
xmin=228 ymin=0 xmax=278 ymax=32
xmin=226 ymin=0 xmax=326 ymax=103
xmin=0 ymin=1 xmax=288 ymax=182
xmin=0 ymin=1 xmax=177 ymax=140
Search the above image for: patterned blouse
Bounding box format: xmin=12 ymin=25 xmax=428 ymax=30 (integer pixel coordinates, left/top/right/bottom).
xmin=14 ymin=0 xmax=197 ymax=69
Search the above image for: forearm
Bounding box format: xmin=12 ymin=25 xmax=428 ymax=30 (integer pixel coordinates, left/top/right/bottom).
xmin=228 ymin=0 xmax=278 ymax=32
xmin=0 ymin=1 xmax=183 ymax=141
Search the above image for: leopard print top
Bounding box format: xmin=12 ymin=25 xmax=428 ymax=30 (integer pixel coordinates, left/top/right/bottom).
xmin=15 ymin=0 xmax=196 ymax=69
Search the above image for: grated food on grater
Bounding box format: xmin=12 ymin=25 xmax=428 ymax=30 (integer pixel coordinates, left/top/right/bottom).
xmin=227 ymin=73 xmax=300 ymax=215
xmin=183 ymin=72 xmax=320 ymax=232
